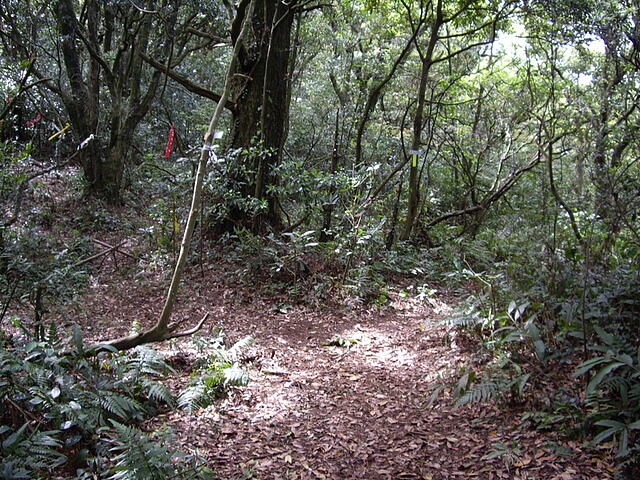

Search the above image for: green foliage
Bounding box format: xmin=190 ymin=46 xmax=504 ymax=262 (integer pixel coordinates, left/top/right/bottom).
xmin=574 ymin=326 xmax=640 ymax=458
xmin=450 ymin=301 xmax=541 ymax=409
xmin=454 ymin=367 xmax=531 ymax=409
xmin=204 ymin=145 xmax=273 ymax=225
xmin=178 ymin=333 xmax=253 ymax=413
xmin=0 ymin=424 xmax=67 ymax=478
xmin=0 ymin=142 xmax=94 ymax=329
xmin=482 ymin=441 xmax=522 ymax=468
xmin=0 ymin=328 xmax=208 ymax=478
xmin=134 ymin=157 xmax=201 ymax=259
xmin=105 ymin=421 xmax=212 ymax=480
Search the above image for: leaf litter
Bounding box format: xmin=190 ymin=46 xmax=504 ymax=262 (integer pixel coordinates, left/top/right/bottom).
xmin=68 ymin=261 xmax=616 ymax=480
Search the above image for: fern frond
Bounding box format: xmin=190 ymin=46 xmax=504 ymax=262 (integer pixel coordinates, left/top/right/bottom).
xmin=141 ymin=379 xmax=174 ymax=406
xmin=455 ymin=382 xmax=499 ymax=409
xmin=177 ymin=383 xmax=208 ymax=413
xmin=126 ymin=346 xmax=175 ymax=376
xmin=603 ymin=375 xmax=630 ymax=394
xmin=107 ymin=421 xmax=176 ymax=480
xmin=227 ymin=336 xmax=254 ymax=360
xmin=100 ymin=392 xmax=146 ymax=421
xmin=106 ymin=421 xmax=212 ymax=479
xmin=224 ymin=363 xmax=249 ymax=387
xmin=445 ymin=311 xmax=484 ymax=329
xmin=3 ymin=429 xmax=68 ymax=471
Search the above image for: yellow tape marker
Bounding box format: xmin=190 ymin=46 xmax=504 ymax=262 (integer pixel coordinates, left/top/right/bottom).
xmin=409 ymin=149 xmax=421 ymax=168
xmin=48 ymin=123 xmax=71 ymax=141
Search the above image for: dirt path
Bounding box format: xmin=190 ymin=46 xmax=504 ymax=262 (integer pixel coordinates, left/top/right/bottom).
xmin=74 ymin=267 xmax=614 ymax=480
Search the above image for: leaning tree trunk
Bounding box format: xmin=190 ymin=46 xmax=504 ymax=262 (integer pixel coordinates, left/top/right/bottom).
xmin=94 ymin=1 xmax=256 ymax=353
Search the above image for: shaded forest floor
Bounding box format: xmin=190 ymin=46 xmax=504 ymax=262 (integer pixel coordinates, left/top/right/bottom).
xmin=66 ymin=248 xmax=615 ymax=480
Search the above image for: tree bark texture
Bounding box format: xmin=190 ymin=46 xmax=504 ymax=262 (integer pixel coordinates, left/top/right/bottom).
xmin=227 ymin=0 xmax=298 ymax=232
xmin=401 ymin=0 xmax=443 ymax=241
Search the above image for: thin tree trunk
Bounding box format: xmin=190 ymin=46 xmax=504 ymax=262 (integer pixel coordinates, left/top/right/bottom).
xmin=400 ymin=0 xmax=443 ymax=241
xmin=354 ymin=27 xmax=420 ymax=164
xmin=320 ymin=110 xmax=341 ymax=242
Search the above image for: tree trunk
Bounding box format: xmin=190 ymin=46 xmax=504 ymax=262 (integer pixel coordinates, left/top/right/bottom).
xmin=95 ymin=1 xmax=256 ymax=353
xmin=319 ymin=110 xmax=341 ymax=242
xmin=47 ymin=0 xmax=176 ymax=203
xmin=400 ymin=1 xmax=443 ymax=241
xmin=227 ymin=0 xmax=298 ymax=232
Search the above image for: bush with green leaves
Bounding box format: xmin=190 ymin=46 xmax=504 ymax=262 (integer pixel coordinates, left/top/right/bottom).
xmin=0 ymin=325 xmax=212 ymax=479
xmin=444 ymin=236 xmax=640 ymax=477
xmin=574 ymin=326 xmax=640 ymax=467
xmin=103 ymin=421 xmax=212 ymax=480
xmin=203 ymin=145 xmax=271 ymax=227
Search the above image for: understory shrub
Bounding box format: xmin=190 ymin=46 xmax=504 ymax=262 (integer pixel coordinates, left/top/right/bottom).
xmin=444 ymin=226 xmax=640 ymax=478
xmin=0 ymin=325 xmax=212 ymax=479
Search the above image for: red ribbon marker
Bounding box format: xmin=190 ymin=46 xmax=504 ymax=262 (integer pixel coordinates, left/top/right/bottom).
xmin=163 ymin=123 xmax=175 ymax=158
xmin=25 ymin=112 xmax=42 ymax=127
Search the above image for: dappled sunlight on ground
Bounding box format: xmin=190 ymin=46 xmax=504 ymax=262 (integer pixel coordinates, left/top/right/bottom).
xmin=68 ymin=266 xmax=614 ymax=479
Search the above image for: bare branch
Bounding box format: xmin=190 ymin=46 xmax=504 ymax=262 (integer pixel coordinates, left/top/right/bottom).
xmin=140 ymin=53 xmax=236 ymax=111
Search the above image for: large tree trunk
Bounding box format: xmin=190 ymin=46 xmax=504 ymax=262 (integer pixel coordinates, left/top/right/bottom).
xmin=227 ymin=0 xmax=298 ymax=232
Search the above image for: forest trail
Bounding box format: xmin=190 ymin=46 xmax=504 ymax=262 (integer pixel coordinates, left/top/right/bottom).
xmin=76 ymin=268 xmax=614 ymax=480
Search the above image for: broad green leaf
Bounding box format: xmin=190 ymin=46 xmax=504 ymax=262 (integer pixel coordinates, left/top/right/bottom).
xmin=593 ymin=326 xmax=614 ymax=346
xmin=586 ymin=362 xmax=626 ymax=397
xmin=2 ymin=423 xmax=29 ymax=450
xmin=574 ymin=356 xmax=610 ymax=377
xmin=628 ymin=420 xmax=640 ymax=431
xmin=617 ymin=353 xmax=633 ymax=366
xmin=591 ymin=422 xmax=624 ymax=445
xmin=595 ymin=419 xmax=627 ymax=428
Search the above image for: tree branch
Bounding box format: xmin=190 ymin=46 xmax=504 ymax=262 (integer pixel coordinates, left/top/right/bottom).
xmin=426 ymin=155 xmax=541 ymax=229
xmin=140 ymin=53 xmax=236 ymax=111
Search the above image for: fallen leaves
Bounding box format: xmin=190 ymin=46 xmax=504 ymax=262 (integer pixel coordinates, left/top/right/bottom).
xmin=72 ymin=270 xmax=615 ymax=479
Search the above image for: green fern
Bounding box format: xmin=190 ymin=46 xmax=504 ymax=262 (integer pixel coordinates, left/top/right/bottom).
xmin=445 ymin=309 xmax=486 ymax=330
xmin=227 ymin=336 xmax=255 ymax=360
xmin=455 ymin=381 xmax=500 ymax=408
xmin=454 ymin=370 xmax=531 ymax=409
xmin=0 ymin=330 xmax=203 ymax=478
xmin=107 ymin=421 xmax=176 ymax=480
xmin=223 ymin=363 xmax=250 ymax=386
xmin=208 ymin=335 xmax=254 ymax=364
xmin=100 ymin=392 xmax=146 ymax=421
xmin=177 ymin=336 xmax=253 ymax=412
xmin=0 ymin=426 xmax=67 ymax=473
xmin=106 ymin=421 xmax=212 ymax=480
xmin=177 ymin=383 xmax=209 ymax=413
xmin=141 ymin=378 xmax=174 ymax=406
xmin=126 ymin=346 xmax=176 ymax=376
